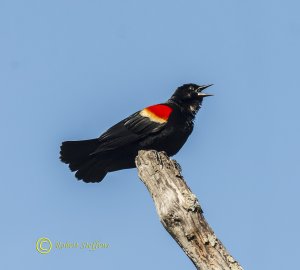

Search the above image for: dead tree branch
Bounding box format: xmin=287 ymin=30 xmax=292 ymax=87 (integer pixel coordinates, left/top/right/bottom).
xmin=135 ymin=150 xmax=243 ymax=270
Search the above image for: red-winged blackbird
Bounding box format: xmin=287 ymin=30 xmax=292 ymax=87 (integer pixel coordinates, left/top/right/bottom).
xmin=60 ymin=83 xmax=213 ymax=183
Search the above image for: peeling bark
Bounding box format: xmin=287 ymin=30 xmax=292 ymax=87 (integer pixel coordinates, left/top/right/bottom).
xmin=135 ymin=150 xmax=243 ymax=270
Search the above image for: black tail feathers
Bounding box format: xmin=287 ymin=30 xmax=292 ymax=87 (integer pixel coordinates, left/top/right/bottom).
xmin=60 ymin=139 xmax=107 ymax=183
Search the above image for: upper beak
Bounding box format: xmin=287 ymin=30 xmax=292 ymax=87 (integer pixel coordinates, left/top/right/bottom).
xmin=196 ymin=84 xmax=214 ymax=97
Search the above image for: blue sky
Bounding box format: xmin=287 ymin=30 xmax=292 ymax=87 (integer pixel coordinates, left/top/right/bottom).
xmin=1 ymin=0 xmax=299 ymax=269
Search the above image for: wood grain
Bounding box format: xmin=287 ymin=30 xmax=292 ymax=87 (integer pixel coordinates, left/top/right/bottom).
xmin=136 ymin=150 xmax=243 ymax=270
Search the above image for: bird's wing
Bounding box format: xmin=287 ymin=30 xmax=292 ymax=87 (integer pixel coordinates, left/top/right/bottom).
xmin=91 ymin=104 xmax=173 ymax=154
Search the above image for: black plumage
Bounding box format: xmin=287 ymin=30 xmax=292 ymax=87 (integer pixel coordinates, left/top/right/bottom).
xmin=60 ymin=83 xmax=212 ymax=183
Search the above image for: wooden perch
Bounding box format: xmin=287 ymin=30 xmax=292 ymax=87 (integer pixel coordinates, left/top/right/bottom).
xmin=135 ymin=150 xmax=243 ymax=270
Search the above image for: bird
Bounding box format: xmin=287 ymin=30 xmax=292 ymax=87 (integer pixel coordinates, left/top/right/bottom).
xmin=60 ymin=83 xmax=213 ymax=183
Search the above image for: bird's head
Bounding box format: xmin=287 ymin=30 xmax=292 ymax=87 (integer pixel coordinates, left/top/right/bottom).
xmin=169 ymin=83 xmax=213 ymax=115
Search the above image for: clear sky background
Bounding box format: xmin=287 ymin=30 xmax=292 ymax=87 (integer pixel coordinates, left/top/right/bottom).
xmin=1 ymin=0 xmax=299 ymax=269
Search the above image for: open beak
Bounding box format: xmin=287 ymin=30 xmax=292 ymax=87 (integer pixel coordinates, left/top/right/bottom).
xmin=196 ymin=84 xmax=213 ymax=97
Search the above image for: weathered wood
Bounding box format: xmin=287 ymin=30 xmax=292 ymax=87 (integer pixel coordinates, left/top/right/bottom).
xmin=135 ymin=150 xmax=243 ymax=270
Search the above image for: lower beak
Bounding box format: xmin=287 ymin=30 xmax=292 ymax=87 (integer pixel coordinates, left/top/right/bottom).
xmin=197 ymin=92 xmax=213 ymax=97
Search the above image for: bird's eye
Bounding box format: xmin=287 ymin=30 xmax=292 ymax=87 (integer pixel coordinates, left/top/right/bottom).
xmin=189 ymin=86 xmax=194 ymax=91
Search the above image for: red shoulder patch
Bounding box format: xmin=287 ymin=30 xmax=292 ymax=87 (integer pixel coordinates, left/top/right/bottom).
xmin=146 ymin=105 xmax=173 ymax=120
xmin=140 ymin=104 xmax=173 ymax=123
